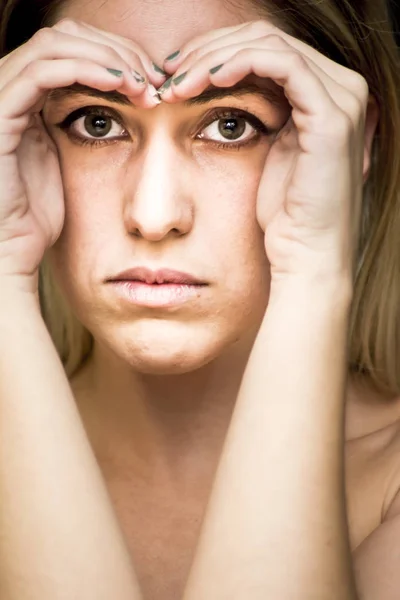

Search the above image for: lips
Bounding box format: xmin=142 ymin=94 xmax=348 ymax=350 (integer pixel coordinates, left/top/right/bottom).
xmin=108 ymin=267 xmax=205 ymax=285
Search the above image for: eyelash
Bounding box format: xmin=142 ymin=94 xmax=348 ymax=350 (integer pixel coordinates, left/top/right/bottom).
xmin=57 ymin=105 xmax=275 ymax=151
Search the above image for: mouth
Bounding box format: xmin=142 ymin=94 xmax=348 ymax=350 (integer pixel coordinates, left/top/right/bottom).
xmin=107 ymin=266 xmax=208 ymax=308
xmin=109 ymin=266 xmax=206 ymax=286
xmin=108 ymin=280 xmax=207 ymax=308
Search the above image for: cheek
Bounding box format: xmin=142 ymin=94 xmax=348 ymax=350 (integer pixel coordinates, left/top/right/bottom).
xmin=197 ymin=154 xmax=271 ymax=317
xmin=198 ymin=150 xmax=269 ymax=261
xmin=52 ymin=150 xmax=125 ymax=260
xmin=47 ymin=155 xmax=125 ymax=324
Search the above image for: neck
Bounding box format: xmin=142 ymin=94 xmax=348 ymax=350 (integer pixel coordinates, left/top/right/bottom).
xmin=70 ymin=336 xmax=255 ymax=489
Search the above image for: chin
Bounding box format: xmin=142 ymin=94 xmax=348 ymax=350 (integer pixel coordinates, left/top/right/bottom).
xmin=126 ymin=353 xmax=215 ymax=376
xmin=100 ymin=318 xmax=234 ymax=375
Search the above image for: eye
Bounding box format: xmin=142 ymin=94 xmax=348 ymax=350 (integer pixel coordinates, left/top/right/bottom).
xmin=197 ymin=108 xmax=273 ymax=148
xmin=57 ymin=106 xmax=128 ymax=144
xmin=74 ymin=114 xmax=125 ymax=139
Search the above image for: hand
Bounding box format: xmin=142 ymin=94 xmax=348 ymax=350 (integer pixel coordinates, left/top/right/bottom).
xmin=0 ymin=18 xmax=166 ymax=293
xmin=157 ymin=21 xmax=378 ymax=286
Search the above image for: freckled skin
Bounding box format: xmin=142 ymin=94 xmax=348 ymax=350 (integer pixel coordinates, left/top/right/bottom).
xmin=41 ymin=1 xmax=291 ymax=474
xmin=45 ymin=0 xmax=291 ymax=379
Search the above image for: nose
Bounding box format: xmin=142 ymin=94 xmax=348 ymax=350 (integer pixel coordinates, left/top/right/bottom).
xmin=123 ymin=130 xmax=194 ymax=242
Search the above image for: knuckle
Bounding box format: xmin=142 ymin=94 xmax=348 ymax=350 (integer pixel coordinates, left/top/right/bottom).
xmin=347 ymin=94 xmax=364 ymax=124
xmin=184 ymin=47 xmax=200 ymax=64
xmin=103 ymin=46 xmax=123 ymax=65
xmin=248 ymin=20 xmax=270 ymax=36
xmin=350 ymin=71 xmax=367 ymax=89
xmin=54 ymin=18 xmax=80 ymax=34
xmin=126 ymin=50 xmax=141 ymax=68
xmin=126 ymin=44 xmax=144 ymax=64
xmin=21 ymin=60 xmax=42 ymax=80
xmin=234 ymin=47 xmax=252 ymax=61
xmin=289 ymin=51 xmax=307 ymax=69
xmin=352 ymin=73 xmax=369 ymax=101
xmin=30 ymin=27 xmax=55 ymax=46
xmin=177 ymin=39 xmax=198 ymax=59
xmin=265 ymin=33 xmax=287 ymax=47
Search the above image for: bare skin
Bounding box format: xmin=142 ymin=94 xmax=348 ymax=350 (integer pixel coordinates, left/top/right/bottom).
xmin=29 ymin=0 xmax=392 ymax=600
xmin=0 ymin=0 xmax=396 ymax=592
xmin=69 ymin=364 xmax=400 ymax=600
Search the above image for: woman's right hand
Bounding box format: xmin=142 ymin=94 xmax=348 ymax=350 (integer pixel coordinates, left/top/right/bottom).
xmin=0 ymin=18 xmax=164 ymax=294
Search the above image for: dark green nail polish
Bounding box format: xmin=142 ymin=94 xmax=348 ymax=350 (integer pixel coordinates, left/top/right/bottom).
xmin=106 ymin=68 xmax=123 ymax=77
xmin=210 ymin=64 xmax=224 ymax=74
xmin=158 ymin=76 xmax=173 ymax=94
xmin=153 ymin=62 xmax=167 ymax=75
xmin=132 ymin=70 xmax=146 ymax=83
xmin=165 ymin=49 xmax=180 ymax=61
xmin=172 ymin=71 xmax=187 ymax=85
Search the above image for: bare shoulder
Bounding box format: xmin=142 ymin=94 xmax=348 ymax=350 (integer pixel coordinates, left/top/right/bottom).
xmin=345 ymin=375 xmax=400 ymax=550
xmin=345 ymin=373 xmax=400 ymax=442
xmin=345 ymin=377 xmax=400 ymax=596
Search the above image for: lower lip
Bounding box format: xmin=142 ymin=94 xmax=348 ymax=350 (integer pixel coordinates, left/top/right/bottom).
xmin=109 ymin=281 xmax=206 ymax=307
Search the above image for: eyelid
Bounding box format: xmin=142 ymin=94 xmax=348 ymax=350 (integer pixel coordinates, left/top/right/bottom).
xmin=56 ymin=102 xmax=274 ymax=129
xmin=220 ymin=105 xmax=267 ymax=126
xmin=195 ymin=105 xmax=277 ymax=138
xmin=56 ymin=105 xmax=125 ymax=130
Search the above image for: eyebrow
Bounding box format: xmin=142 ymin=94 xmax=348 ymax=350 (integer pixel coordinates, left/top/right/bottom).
xmin=47 ymin=80 xmax=285 ymax=109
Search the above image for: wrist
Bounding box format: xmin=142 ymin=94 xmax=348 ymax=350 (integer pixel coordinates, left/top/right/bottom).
xmin=0 ymin=277 xmax=41 ymax=315
xmin=268 ymin=273 xmax=353 ymax=314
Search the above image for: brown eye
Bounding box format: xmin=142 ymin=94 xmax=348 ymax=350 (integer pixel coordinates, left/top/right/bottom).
xmin=84 ymin=115 xmax=113 ymax=138
xmin=60 ymin=107 xmax=128 ymax=142
xmin=199 ymin=112 xmax=261 ymax=145
xmin=218 ymin=117 xmax=247 ymax=140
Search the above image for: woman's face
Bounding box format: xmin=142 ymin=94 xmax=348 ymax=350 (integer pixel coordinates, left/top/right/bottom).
xmin=44 ymin=0 xmax=290 ymax=374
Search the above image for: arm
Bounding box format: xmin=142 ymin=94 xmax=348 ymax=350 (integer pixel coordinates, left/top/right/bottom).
xmin=183 ymin=278 xmax=358 ymax=600
xmin=0 ymin=287 xmax=143 ymax=600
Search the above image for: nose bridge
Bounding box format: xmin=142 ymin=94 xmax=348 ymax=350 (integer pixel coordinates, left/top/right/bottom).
xmin=123 ymin=128 xmax=193 ymax=241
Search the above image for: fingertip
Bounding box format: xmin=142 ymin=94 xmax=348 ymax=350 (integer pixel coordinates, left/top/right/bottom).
xmin=152 ymin=62 xmax=168 ymax=77
xmin=164 ymin=49 xmax=181 ymax=63
xmin=146 ymin=84 xmax=162 ymax=106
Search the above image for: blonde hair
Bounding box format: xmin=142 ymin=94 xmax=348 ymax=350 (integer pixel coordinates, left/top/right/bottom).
xmin=1 ymin=0 xmax=399 ymax=392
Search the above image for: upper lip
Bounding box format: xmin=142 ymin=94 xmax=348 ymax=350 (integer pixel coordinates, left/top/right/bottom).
xmin=108 ymin=267 xmax=205 ymax=285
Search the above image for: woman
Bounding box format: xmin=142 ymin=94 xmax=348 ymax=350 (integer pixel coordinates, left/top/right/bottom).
xmin=0 ymin=0 xmax=399 ymax=598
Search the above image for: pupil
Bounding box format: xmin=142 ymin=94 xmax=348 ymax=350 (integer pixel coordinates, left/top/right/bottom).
xmin=85 ymin=115 xmax=112 ymax=138
xmin=218 ymin=117 xmax=245 ymax=140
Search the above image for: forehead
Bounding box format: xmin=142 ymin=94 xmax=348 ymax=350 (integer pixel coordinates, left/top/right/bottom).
xmin=57 ymin=0 xmax=265 ymax=65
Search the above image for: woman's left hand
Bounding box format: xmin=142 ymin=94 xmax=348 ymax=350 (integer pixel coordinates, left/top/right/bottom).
xmin=158 ymin=21 xmax=377 ymax=287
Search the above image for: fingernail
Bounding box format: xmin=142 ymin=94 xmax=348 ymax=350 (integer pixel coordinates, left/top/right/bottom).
xmin=106 ymin=68 xmax=124 ymax=77
xmin=148 ymin=84 xmax=162 ymax=105
xmin=158 ymin=76 xmax=173 ymax=94
xmin=165 ymin=49 xmax=181 ymax=62
xmin=210 ymin=64 xmax=224 ymax=74
xmin=172 ymin=71 xmax=187 ymax=86
xmin=153 ymin=62 xmax=168 ymax=75
xmin=132 ymin=70 xmax=146 ymax=84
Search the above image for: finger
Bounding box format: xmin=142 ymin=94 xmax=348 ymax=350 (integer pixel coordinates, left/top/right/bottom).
xmin=161 ymin=38 xmax=366 ymax=129
xmin=0 ymin=28 xmax=149 ymax=101
xmin=0 ymin=59 xmax=137 ymax=150
xmin=53 ymin=19 xmax=168 ymax=84
xmin=163 ymin=48 xmax=351 ymax=144
xmin=163 ymin=22 xmax=277 ymax=75
xmin=161 ymin=22 xmax=251 ymax=70
xmin=163 ymin=20 xmax=367 ymax=103
xmin=0 ymin=29 xmax=162 ymax=110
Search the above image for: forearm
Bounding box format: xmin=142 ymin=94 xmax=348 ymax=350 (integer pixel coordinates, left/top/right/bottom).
xmin=183 ymin=278 xmax=357 ymax=600
xmin=0 ymin=288 xmax=142 ymax=600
